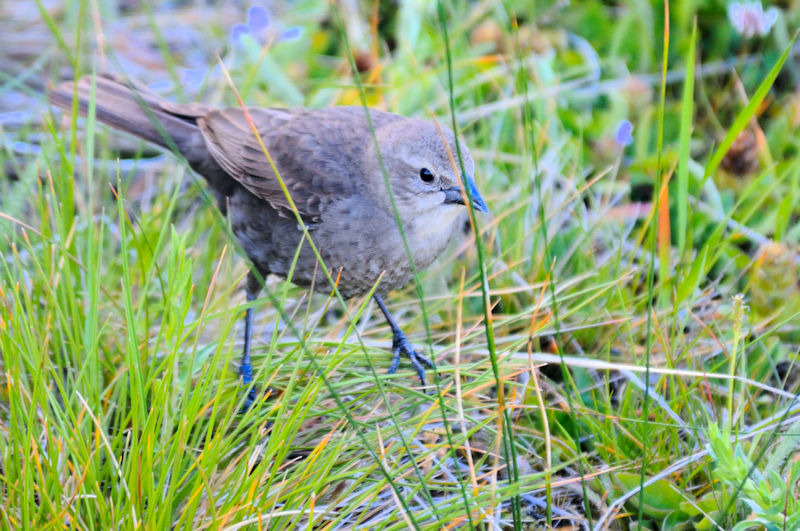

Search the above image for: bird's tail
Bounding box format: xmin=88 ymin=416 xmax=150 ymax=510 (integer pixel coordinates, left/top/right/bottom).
xmin=49 ymin=74 xmax=203 ymax=152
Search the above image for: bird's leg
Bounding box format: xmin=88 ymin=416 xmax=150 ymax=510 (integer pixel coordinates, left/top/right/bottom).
xmin=240 ymin=272 xmax=261 ymax=410
xmin=373 ymin=294 xmax=435 ymax=385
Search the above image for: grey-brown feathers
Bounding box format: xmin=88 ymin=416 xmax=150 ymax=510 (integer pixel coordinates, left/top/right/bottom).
xmin=49 ymin=74 xmax=486 ymax=298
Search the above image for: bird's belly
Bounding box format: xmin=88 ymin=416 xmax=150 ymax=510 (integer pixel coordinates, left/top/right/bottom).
xmin=229 ymin=191 xmax=459 ymax=299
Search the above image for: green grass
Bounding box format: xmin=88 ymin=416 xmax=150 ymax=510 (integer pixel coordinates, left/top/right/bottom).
xmin=2 ymin=0 xmax=800 ymax=529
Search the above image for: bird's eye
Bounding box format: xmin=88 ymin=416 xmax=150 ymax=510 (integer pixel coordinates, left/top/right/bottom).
xmin=419 ymin=168 xmax=435 ymax=183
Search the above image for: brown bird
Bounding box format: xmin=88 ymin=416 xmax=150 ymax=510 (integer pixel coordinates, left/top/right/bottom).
xmin=49 ymin=74 xmax=488 ymax=407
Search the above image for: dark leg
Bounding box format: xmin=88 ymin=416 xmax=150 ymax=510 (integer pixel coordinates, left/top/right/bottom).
xmin=373 ymin=294 xmax=435 ymax=385
xmin=240 ymin=272 xmax=260 ymax=410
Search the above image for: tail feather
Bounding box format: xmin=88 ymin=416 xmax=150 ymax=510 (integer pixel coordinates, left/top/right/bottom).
xmin=49 ymin=74 xmax=201 ymax=152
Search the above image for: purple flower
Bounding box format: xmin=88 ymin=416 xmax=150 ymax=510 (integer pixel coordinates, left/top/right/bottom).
xmin=615 ymin=120 xmax=634 ymax=147
xmin=247 ymin=5 xmax=270 ymax=32
xmin=281 ymin=27 xmax=301 ymax=41
xmin=230 ymin=5 xmax=301 ymax=46
xmin=728 ymin=2 xmax=779 ymax=38
xmin=231 ymin=23 xmax=250 ymax=43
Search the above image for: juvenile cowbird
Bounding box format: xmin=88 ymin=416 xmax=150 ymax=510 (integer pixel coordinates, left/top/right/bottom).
xmin=49 ymin=74 xmax=487 ymax=406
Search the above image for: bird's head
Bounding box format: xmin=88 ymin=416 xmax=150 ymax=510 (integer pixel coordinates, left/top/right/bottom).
xmin=367 ymin=118 xmax=488 ymax=219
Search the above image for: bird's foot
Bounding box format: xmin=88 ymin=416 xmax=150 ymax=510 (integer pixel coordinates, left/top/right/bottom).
xmin=239 ymin=379 xmax=277 ymax=412
xmin=388 ymin=331 xmax=435 ymax=385
xmin=240 ymin=385 xmax=259 ymax=412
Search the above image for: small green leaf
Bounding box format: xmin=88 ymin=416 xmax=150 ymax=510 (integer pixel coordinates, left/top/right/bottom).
xmin=679 ymin=491 xmax=723 ymax=517
xmin=695 ymin=512 xmax=726 ymax=530
xmin=662 ymin=510 xmax=696 ymax=530
xmin=616 ymin=472 xmax=685 ymax=518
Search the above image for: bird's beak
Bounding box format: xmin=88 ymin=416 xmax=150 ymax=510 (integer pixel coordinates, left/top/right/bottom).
xmin=442 ymin=175 xmax=489 ymax=213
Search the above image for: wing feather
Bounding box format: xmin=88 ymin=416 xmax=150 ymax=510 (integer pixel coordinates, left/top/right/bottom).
xmin=197 ymin=106 xmax=401 ymax=221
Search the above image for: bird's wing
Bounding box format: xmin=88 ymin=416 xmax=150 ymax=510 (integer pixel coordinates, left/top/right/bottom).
xmin=197 ymin=106 xmax=401 ymax=222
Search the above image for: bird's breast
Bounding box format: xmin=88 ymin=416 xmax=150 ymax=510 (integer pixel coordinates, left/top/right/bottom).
xmin=401 ymin=204 xmax=464 ymax=269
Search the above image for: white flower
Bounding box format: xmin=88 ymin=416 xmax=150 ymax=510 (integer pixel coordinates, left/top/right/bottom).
xmin=727 ymin=2 xmax=779 ymax=38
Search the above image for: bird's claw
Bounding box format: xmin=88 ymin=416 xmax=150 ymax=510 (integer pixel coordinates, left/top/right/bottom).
xmin=388 ymin=333 xmax=435 ymax=385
